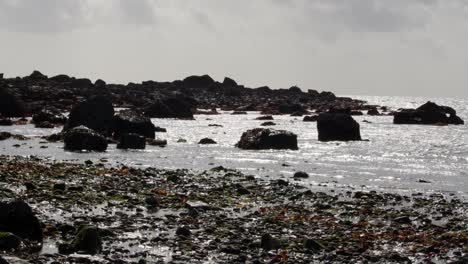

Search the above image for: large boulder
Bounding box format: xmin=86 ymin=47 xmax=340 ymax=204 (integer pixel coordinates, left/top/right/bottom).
xmin=117 ymin=133 xmax=146 ymax=149
xmin=144 ymin=97 xmax=194 ymax=119
xmin=0 ymin=200 xmax=43 ymax=243
xmin=64 ymin=96 xmax=115 ymax=136
xmin=317 ymin=113 xmax=361 ymax=141
xmin=394 ymin=101 xmax=464 ymax=125
xmin=236 ymin=128 xmax=298 ymax=150
xmin=0 ymin=87 xmax=26 ymax=117
xmin=64 ymin=126 xmax=108 ymax=152
xmin=32 ymin=107 xmax=67 ymax=125
xmin=113 ymin=109 xmax=155 ymax=139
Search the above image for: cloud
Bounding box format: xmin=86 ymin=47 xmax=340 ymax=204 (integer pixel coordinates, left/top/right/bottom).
xmin=0 ymin=0 xmax=468 ymax=97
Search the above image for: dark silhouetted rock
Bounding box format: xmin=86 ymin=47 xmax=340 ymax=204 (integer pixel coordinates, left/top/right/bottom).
xmin=256 ymin=115 xmax=274 ymax=120
xmin=261 ymin=121 xmax=276 ymax=126
xmin=293 ymin=171 xmax=309 ymax=178
xmin=198 ymin=138 xmax=217 ymax=144
xmin=70 ymin=78 xmax=93 ymax=88
xmin=0 ymin=232 xmax=22 ymax=250
xmin=35 ymin=121 xmax=54 ymax=128
xmin=0 ymin=132 xmax=12 ymax=141
xmin=394 ymin=101 xmax=464 ymax=125
xmin=279 ymin=103 xmax=305 ymax=114
xmin=147 ymin=138 xmax=167 ymax=147
xmin=317 ymin=113 xmax=361 ymax=141
xmin=28 ymin=70 xmax=48 ymax=80
xmin=261 ymin=234 xmax=281 ymax=251
xmin=71 ymin=225 xmax=102 ymax=255
xmin=32 ymin=107 xmax=67 ymax=125
xmin=350 ymin=110 xmax=363 ymax=116
xmin=154 ymin=126 xmax=167 ymax=132
xmin=231 ymin=111 xmax=247 ymax=115
xmin=236 ymin=128 xmax=298 ymax=150
xmin=0 ymin=200 xmax=43 ymax=243
xmin=49 ymin=74 xmax=71 ymax=83
xmin=0 ymin=118 xmax=13 ymax=126
xmin=117 ymin=133 xmax=146 ymax=149
xmin=94 ymin=79 xmax=106 ymax=88
xmin=367 ymin=108 xmax=380 ymax=116
xmin=144 ymin=97 xmax=194 ymax=119
xmin=113 ymin=109 xmax=155 ymax=139
xmin=64 ymin=126 xmax=108 ymax=152
xmin=303 ymin=115 xmax=318 ymax=122
xmin=183 ymin=75 xmax=215 ymax=88
xmin=0 ymin=87 xmax=26 ymax=117
xmin=222 ymin=77 xmax=237 ymax=87
xmin=64 ymin=96 xmax=115 ymax=136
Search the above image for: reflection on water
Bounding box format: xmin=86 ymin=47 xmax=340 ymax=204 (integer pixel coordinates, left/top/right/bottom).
xmin=1 ymin=96 xmax=467 ymax=198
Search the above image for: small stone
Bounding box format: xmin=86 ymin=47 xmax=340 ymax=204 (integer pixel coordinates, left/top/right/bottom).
xmin=304 ymin=239 xmax=325 ymax=251
xmin=176 ymin=226 xmax=191 ymax=237
xmin=261 ymin=234 xmax=281 ymax=251
xmin=53 ymin=182 xmax=66 ymax=191
xmin=293 ymin=171 xmax=309 ymax=178
xmin=144 ymin=196 xmax=159 ymax=207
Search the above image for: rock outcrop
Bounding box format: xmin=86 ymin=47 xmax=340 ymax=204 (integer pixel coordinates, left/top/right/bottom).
xmin=317 ymin=113 xmax=361 ymax=141
xmin=64 ymin=126 xmax=108 ymax=152
xmin=0 ymin=200 xmax=43 ymax=243
xmin=236 ymin=128 xmax=298 ymax=150
xmin=113 ymin=109 xmax=156 ymax=139
xmin=117 ymin=133 xmax=146 ymax=149
xmin=64 ymin=96 xmax=115 ymax=136
xmin=394 ymin=101 xmax=464 ymax=125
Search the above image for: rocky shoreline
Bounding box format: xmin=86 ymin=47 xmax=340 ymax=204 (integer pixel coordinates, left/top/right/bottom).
xmin=0 ymin=155 xmax=466 ymax=263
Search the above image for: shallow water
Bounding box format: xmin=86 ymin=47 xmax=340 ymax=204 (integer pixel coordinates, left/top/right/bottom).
xmin=1 ymin=95 xmax=467 ymax=198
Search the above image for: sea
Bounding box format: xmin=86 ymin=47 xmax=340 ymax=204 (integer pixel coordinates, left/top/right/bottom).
xmin=1 ymin=95 xmax=467 ymax=199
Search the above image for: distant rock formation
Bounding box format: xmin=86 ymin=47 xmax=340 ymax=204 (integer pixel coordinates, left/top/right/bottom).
xmin=394 ymin=101 xmax=464 ymax=125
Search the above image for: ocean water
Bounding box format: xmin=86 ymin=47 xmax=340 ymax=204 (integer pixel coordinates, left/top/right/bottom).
xmin=1 ymin=95 xmax=467 ymax=198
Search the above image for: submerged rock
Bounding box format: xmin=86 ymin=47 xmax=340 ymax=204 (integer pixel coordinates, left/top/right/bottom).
xmin=147 ymin=138 xmax=167 ymax=147
xmin=293 ymin=171 xmax=309 ymax=178
xmin=0 ymin=200 xmax=43 ymax=243
xmin=64 ymin=126 xmax=108 ymax=152
xmin=260 ymin=121 xmax=276 ymax=126
xmin=198 ymin=138 xmax=217 ymax=144
xmin=303 ymin=115 xmax=318 ymax=122
xmin=113 ymin=109 xmax=155 ymax=139
xmin=236 ymin=128 xmax=298 ymax=150
xmin=317 ymin=113 xmax=361 ymax=141
xmin=117 ymin=133 xmax=146 ymax=149
xmin=64 ymin=96 xmax=115 ymax=136
xmin=256 ymin=115 xmax=274 ymax=120
xmin=394 ymin=101 xmax=464 ymax=125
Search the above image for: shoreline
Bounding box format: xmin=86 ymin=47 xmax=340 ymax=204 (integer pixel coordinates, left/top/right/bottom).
xmin=1 ymin=155 xmax=466 ymax=263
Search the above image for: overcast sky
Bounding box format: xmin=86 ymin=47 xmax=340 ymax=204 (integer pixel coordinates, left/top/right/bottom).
xmin=1 ymin=0 xmax=467 ymax=98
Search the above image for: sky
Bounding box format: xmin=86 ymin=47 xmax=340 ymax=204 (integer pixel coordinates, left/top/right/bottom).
xmin=0 ymin=0 xmax=467 ymax=98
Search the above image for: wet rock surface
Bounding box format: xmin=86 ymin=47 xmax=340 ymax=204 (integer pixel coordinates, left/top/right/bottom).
xmin=63 ymin=126 xmax=108 ymax=152
xmin=0 ymin=156 xmax=466 ymax=263
xmin=317 ymin=113 xmax=362 ymax=141
xmin=394 ymin=101 xmax=464 ymax=125
xmin=113 ymin=109 xmax=156 ymax=139
xmin=236 ymin=128 xmax=298 ymax=150
xmin=117 ymin=133 xmax=146 ymax=150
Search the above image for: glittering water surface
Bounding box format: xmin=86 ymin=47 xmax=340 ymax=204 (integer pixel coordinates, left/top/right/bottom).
xmin=1 ymin=96 xmax=467 ymax=197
